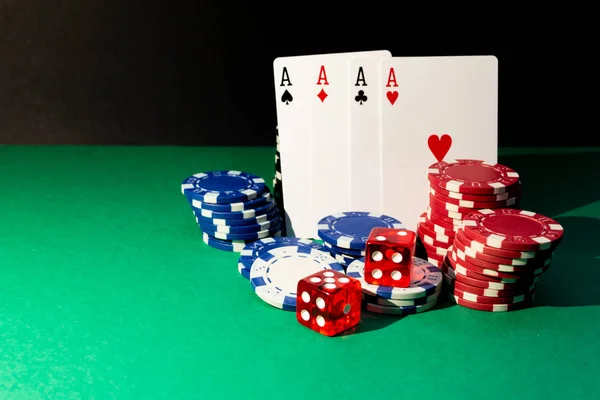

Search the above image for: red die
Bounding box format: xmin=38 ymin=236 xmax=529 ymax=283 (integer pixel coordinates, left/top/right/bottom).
xmin=296 ymin=270 xmax=362 ymax=337
xmin=364 ymin=228 xmax=416 ymax=288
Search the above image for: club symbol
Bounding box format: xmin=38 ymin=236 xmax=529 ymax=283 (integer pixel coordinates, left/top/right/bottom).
xmin=355 ymin=90 xmax=368 ymax=105
xmin=281 ymin=89 xmax=293 ymax=105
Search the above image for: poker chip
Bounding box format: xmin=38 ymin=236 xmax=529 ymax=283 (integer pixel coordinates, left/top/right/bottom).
xmin=429 ymin=190 xmax=518 ymax=210
xmin=188 ymin=190 xmax=271 ymax=212
xmin=237 ymin=237 xmax=326 ymax=280
xmin=452 ymin=232 xmax=552 ymax=267
xmin=199 ymin=215 xmax=282 ymax=234
xmin=452 ymin=242 xmax=552 ymax=273
xmin=203 ymin=220 xmax=283 ymax=241
xmin=323 ymin=241 xmax=365 ymax=257
xmin=346 ymin=257 xmax=442 ymax=300
xmin=443 ymin=263 xmax=540 ymax=291
xmin=429 ymin=184 xmax=522 ymax=203
xmin=427 ymin=159 xmax=521 ymax=195
xmin=447 ymin=294 xmax=533 ymax=312
xmin=449 ymin=277 xmax=537 ymax=298
xmin=196 ymin=199 xmax=275 ymax=220
xmin=454 ymin=229 xmax=548 ymax=259
xmin=364 ymin=298 xmax=438 ymax=315
xmin=450 ymin=286 xmax=533 ymax=305
xmin=182 ymin=170 xmax=282 ymax=251
xmin=317 ymin=212 xmax=404 ymax=250
xmin=363 ymin=292 xmax=439 ymax=307
xmin=249 ymin=245 xmax=344 ymax=311
xmin=182 ymin=170 xmax=267 ymax=203
xmin=461 ymin=209 xmax=564 ymax=251
xmin=195 ymin=206 xmax=279 ymax=227
xmin=417 ymin=160 xmax=527 ymax=276
xmin=448 ymin=250 xmax=547 ymax=281
xmin=202 ymin=232 xmax=263 ymax=252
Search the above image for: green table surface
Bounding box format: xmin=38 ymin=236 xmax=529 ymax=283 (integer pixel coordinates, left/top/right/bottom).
xmin=1 ymin=145 xmax=599 ymax=400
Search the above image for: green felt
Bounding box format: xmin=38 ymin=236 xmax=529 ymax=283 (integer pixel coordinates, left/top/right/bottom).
xmin=1 ymin=146 xmax=599 ymax=400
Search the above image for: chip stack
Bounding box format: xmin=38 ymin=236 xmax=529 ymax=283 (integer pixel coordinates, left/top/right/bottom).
xmin=442 ymin=208 xmax=564 ymax=312
xmin=346 ymin=257 xmax=443 ymax=315
xmin=417 ymin=159 xmax=523 ymax=268
xmin=273 ymin=126 xmax=286 ymax=235
xmin=316 ymin=212 xmax=405 ymax=270
xmin=181 ymin=170 xmax=283 ymax=252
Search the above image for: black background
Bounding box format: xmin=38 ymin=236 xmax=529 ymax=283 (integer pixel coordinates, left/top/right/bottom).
xmin=0 ymin=2 xmax=586 ymax=146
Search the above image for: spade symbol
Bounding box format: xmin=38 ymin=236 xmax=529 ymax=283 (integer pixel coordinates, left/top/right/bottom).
xmin=355 ymin=90 xmax=367 ymax=105
xmin=281 ymin=89 xmax=293 ymax=105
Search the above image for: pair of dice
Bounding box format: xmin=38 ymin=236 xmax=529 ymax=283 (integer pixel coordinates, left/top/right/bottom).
xmin=296 ymin=228 xmax=416 ymax=336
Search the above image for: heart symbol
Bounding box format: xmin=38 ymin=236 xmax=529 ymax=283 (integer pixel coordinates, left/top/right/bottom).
xmin=386 ymin=91 xmax=398 ymax=105
xmin=428 ymin=134 xmax=452 ymax=162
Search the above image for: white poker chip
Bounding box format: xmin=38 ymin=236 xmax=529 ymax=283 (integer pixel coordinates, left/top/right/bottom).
xmin=249 ymin=246 xmax=344 ymax=311
xmin=346 ymin=257 xmax=442 ymax=300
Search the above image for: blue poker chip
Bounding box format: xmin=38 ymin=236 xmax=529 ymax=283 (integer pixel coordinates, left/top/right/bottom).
xmin=323 ymin=241 xmax=365 ymax=257
xmin=331 ymin=252 xmax=357 ymax=267
xmin=181 ymin=170 xmax=266 ymax=204
xmin=187 ymin=190 xmax=271 ymax=212
xmin=346 ymin=257 xmax=442 ymax=300
xmin=202 ymin=231 xmax=282 ymax=252
xmin=249 ymin=245 xmax=345 ymax=310
xmin=195 ymin=206 xmax=279 ymax=227
xmin=238 ymin=263 xmax=251 ymax=279
xmin=200 ymin=215 xmax=281 ymax=235
xmin=195 ymin=199 xmax=275 ymax=220
xmin=237 ymin=237 xmax=326 ymax=280
xmin=201 ymin=219 xmax=282 ymax=241
xmin=317 ymin=212 xmax=405 ymax=250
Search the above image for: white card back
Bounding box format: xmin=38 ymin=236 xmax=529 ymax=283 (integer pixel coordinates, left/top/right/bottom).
xmin=380 ymin=56 xmax=498 ymax=231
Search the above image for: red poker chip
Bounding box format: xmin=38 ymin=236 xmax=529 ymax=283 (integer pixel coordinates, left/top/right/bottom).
xmin=428 ymin=202 xmax=467 ymax=221
xmin=442 ymin=259 xmax=540 ymax=290
xmin=417 ymin=214 xmax=453 ymax=242
xmin=427 ymin=206 xmax=462 ymax=226
xmin=417 ymin=225 xmax=452 ymax=247
xmin=419 ymin=213 xmax=456 ymax=238
xmin=424 ymin=247 xmax=447 ymax=263
xmin=451 ymin=278 xmax=537 ymax=298
xmin=449 ymin=250 xmax=549 ymax=280
xmin=452 ymin=236 xmax=553 ymax=271
xmin=462 ymin=208 xmax=564 ymax=251
xmin=453 ymin=230 xmax=552 ymax=266
xmin=448 ymin=293 xmax=533 ymax=312
xmin=429 ymin=191 xmax=517 ymax=212
xmin=428 ymin=159 xmax=521 ymax=195
xmin=421 ymin=239 xmax=450 ymax=257
xmin=429 ymin=182 xmax=522 ymax=202
xmin=445 ymin=248 xmax=518 ymax=283
xmin=455 ymin=230 xmax=550 ymax=260
xmin=450 ymin=287 xmax=534 ymax=305
xmin=426 ymin=209 xmax=460 ymax=233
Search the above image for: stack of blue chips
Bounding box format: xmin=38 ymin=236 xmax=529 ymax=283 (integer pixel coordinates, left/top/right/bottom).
xmin=316 ymin=212 xmax=405 ymax=269
xmin=181 ymin=170 xmax=283 ymax=252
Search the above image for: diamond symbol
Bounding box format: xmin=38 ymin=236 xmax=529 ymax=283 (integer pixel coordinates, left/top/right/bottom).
xmin=317 ymin=88 xmax=328 ymax=102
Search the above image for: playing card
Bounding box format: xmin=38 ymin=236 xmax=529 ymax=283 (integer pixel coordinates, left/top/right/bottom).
xmin=308 ymin=50 xmax=391 ymax=237
xmin=380 ymin=56 xmax=498 ymax=231
xmin=274 ymin=50 xmax=391 ymax=239
xmin=348 ymin=55 xmax=390 ymax=212
xmin=273 ymin=56 xmax=314 ymax=237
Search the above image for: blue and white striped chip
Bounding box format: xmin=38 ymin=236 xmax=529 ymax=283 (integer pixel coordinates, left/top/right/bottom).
xmin=181 ymin=170 xmax=266 ymax=204
xmin=249 ymin=246 xmax=344 ymax=311
xmin=346 ymin=257 xmax=442 ymax=300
